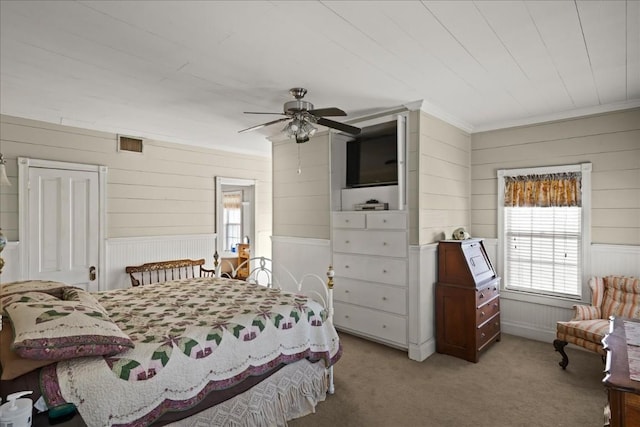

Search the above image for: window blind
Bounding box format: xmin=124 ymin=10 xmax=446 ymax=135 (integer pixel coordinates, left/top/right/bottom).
xmin=505 ymin=206 xmax=581 ymax=297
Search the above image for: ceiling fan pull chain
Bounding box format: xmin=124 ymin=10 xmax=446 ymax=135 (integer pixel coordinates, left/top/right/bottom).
xmin=297 ymin=144 xmax=302 ymax=175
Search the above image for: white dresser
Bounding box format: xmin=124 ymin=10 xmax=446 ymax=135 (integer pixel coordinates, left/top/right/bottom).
xmin=331 ymin=210 xmax=409 ymax=348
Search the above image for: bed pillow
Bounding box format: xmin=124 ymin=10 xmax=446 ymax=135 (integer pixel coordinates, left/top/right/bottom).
xmin=0 ymin=325 xmax=59 ymax=380
xmin=1 ymin=280 xmax=72 ymax=299
xmin=1 ymin=291 xmax=60 ymax=317
xmin=62 ymin=288 xmax=108 ymax=315
xmin=5 ymin=300 xmax=134 ymax=360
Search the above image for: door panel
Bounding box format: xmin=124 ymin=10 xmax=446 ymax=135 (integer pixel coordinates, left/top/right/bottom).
xmin=28 ymin=167 xmax=99 ymax=290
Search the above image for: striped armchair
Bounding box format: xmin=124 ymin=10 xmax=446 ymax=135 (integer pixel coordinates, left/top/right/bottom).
xmin=553 ymin=275 xmax=640 ymax=369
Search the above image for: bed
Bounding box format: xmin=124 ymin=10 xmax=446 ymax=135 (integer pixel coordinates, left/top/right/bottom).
xmin=0 ymin=261 xmax=341 ymax=426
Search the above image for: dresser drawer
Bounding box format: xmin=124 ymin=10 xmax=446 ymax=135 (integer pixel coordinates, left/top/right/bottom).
xmin=334 ymin=302 xmax=407 ymax=346
xmin=476 ymin=296 xmax=500 ymax=326
xmin=476 ymin=313 xmax=500 ymax=350
xmin=333 ymin=253 xmax=407 ymax=286
xmin=333 ymin=229 xmax=407 ymax=257
xmin=332 ymin=212 xmax=365 ymax=229
xmin=334 ymin=278 xmax=407 ymax=315
xmin=366 ymin=212 xmax=407 ymax=229
xmin=476 ymin=280 xmax=500 ymax=308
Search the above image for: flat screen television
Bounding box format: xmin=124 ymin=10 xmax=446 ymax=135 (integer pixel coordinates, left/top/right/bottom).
xmin=345 ymin=121 xmax=398 ymax=188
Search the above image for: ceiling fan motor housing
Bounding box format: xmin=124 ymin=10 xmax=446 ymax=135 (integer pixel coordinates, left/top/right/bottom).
xmin=284 ymin=100 xmax=314 ymax=114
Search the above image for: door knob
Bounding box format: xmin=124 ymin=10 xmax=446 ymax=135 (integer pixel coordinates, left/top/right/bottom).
xmin=89 ymin=266 xmax=96 ymax=281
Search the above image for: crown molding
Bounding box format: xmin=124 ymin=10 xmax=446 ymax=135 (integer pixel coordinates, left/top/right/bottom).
xmin=473 ymin=99 xmax=640 ymax=133
xmin=406 ymin=99 xmax=475 ymax=134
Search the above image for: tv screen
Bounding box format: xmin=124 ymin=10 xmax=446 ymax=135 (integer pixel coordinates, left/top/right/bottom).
xmin=346 ymin=121 xmax=398 ymax=188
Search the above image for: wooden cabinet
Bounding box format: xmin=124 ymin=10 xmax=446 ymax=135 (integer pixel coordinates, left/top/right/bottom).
xmin=436 ymin=239 xmax=501 ymax=362
xmin=603 ymin=317 xmax=640 ymax=427
xmin=332 ymin=211 xmax=409 ymax=348
xmin=236 ymin=244 xmax=250 ymax=280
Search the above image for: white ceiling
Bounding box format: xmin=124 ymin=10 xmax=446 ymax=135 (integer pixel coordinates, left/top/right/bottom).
xmin=1 ymin=0 xmax=639 ymax=157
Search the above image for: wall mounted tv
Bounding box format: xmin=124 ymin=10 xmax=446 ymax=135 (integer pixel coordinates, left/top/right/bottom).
xmin=345 ymin=120 xmax=398 ymax=188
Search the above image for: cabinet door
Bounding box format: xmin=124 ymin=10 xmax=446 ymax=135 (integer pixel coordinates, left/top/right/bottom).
xmin=334 ymin=277 xmax=407 ymax=315
xmin=334 ymin=301 xmax=407 ymax=346
xmin=333 ymin=253 xmax=407 ymax=286
xmin=333 ymin=229 xmax=407 ymax=257
xmin=332 ymin=212 xmax=365 ymax=229
xmin=366 ymin=212 xmax=407 ymax=229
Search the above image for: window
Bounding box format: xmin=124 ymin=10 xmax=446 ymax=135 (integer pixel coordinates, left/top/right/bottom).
xmin=498 ymin=164 xmax=591 ymax=299
xmin=222 ymin=191 xmax=242 ymax=252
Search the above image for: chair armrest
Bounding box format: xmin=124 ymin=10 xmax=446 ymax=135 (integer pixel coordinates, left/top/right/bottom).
xmin=571 ymin=304 xmax=601 ymax=320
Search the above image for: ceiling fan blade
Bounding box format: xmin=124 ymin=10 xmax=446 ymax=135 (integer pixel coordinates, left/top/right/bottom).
xmin=317 ymin=118 xmax=361 ymax=135
xmin=238 ymin=117 xmax=291 ymax=133
xmin=308 ymin=107 xmax=346 ymax=117
xmin=243 ymin=111 xmax=287 ymax=115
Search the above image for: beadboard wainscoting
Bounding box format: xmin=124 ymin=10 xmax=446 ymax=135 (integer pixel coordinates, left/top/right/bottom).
xmin=271 ymin=236 xmax=331 ymax=289
xmin=482 ymin=239 xmax=640 ymax=343
xmin=106 ymin=234 xmax=217 ymax=290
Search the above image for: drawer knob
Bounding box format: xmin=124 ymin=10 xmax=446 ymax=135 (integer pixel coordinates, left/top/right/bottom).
xmin=481 ymin=332 xmax=486 ymax=338
xmin=493 ymin=303 xmax=498 ymax=308
xmin=479 ymin=293 xmax=484 ymax=299
xmin=346 ymin=219 xmax=349 ymax=223
xmin=480 ymin=311 xmax=485 ymax=317
xmin=345 ymin=290 xmax=350 ymax=293
xmin=345 ymin=265 xmax=350 ymax=269
xmin=345 ymin=315 xmax=349 ymax=319
xmin=383 ymin=219 xmax=387 ymax=223
xmin=345 ymin=240 xmax=350 ymax=244
xmin=382 ymin=269 xmax=387 ymax=273
xmin=382 ymin=325 xmax=386 ymax=328
xmin=383 ymin=242 xmax=387 ymax=246
xmin=382 ymin=297 xmax=387 ymax=301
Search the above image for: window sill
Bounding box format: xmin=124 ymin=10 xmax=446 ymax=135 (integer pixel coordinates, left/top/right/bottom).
xmin=500 ymin=289 xmax=587 ymax=309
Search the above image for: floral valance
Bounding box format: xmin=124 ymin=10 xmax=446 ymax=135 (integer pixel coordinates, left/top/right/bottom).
xmin=504 ymin=172 xmax=581 ymax=207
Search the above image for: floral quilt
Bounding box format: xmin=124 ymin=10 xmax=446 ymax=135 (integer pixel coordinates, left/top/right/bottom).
xmin=40 ymin=277 xmax=341 ymax=427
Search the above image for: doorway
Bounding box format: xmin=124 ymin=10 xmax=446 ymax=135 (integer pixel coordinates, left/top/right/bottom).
xmin=215 ymin=177 xmax=255 ymax=259
xmin=18 ymin=158 xmax=106 ymax=291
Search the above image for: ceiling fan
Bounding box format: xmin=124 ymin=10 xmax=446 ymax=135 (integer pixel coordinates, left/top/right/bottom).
xmin=238 ymin=88 xmax=361 ymax=143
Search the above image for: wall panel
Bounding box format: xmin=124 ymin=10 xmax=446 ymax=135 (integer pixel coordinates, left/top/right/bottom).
xmin=0 ymin=114 xmax=272 ymax=256
xmin=470 ymin=108 xmax=640 ymax=245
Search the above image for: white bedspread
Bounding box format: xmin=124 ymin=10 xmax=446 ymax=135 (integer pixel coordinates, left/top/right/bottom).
xmin=40 ymin=277 xmax=341 ymax=427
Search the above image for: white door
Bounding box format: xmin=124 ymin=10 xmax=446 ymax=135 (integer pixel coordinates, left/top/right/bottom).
xmin=27 ymin=167 xmax=99 ymax=290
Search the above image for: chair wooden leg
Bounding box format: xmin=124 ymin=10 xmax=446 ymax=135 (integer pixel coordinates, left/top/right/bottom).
xmin=553 ymin=339 xmax=569 ymax=369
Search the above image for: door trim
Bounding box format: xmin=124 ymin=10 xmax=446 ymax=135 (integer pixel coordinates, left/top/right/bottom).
xmin=18 ymin=157 xmax=107 ymax=290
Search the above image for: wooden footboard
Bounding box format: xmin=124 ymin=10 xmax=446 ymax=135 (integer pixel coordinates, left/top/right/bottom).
xmin=125 ymin=258 xmax=207 ymax=286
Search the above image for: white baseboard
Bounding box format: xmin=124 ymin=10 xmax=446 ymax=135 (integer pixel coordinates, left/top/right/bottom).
xmin=409 ymin=338 xmax=436 ymax=362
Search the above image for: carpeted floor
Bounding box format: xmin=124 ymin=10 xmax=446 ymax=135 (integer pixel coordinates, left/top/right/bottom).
xmin=290 ymin=332 xmax=607 ymax=427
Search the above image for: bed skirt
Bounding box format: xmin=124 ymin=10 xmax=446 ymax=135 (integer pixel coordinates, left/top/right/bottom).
xmin=167 ymin=359 xmax=328 ymax=427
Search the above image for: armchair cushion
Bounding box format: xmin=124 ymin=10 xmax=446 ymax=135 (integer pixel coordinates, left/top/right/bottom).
xmin=572 ymin=304 xmax=601 ymax=321
xmin=601 ymin=276 xmax=640 ymax=319
xmin=556 ymin=319 xmax=608 ymax=355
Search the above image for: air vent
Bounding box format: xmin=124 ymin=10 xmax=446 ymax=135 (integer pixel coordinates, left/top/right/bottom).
xmin=117 ymin=135 xmax=144 ymax=153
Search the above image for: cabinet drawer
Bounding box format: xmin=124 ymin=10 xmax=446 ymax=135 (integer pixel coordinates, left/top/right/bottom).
xmin=333 ymin=229 xmax=407 ymax=257
xmin=476 ymin=313 xmax=500 ymax=350
xmin=476 ymin=297 xmax=500 ymax=326
xmin=334 ymin=278 xmax=407 ymax=315
xmin=366 ymin=212 xmax=407 ymax=229
xmin=334 ymin=302 xmax=407 ymax=345
xmin=332 ymin=212 xmax=365 ymax=229
xmin=333 ymin=253 xmax=407 ymax=286
xmin=476 ymin=281 xmax=500 ymax=308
